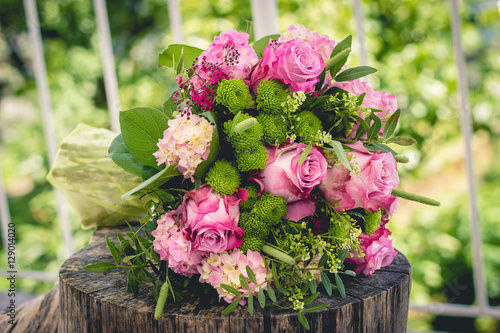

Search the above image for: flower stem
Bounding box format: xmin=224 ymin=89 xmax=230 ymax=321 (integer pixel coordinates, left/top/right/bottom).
xmin=391 ymin=188 xmax=440 ymax=206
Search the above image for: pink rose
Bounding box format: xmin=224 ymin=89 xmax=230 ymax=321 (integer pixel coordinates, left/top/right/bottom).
xmin=279 ymin=24 xmax=336 ymax=62
xmin=250 ymin=39 xmax=325 ymax=93
xmin=274 ymin=40 xmax=325 ymax=93
xmin=182 ymin=185 xmax=247 ymax=253
xmin=285 ymin=200 xmax=317 ymax=222
xmin=319 ymin=144 xmax=399 ymax=213
xmin=259 ymin=143 xmax=327 ymax=203
xmin=346 ymin=225 xmax=398 ymax=276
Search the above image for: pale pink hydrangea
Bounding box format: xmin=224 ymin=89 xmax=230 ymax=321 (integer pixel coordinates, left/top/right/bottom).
xmin=279 ymin=24 xmax=336 ymax=62
xmin=153 ymin=111 xmax=214 ymax=180
xmin=152 ymin=209 xmax=205 ymax=277
xmin=198 ymin=249 xmax=270 ymax=304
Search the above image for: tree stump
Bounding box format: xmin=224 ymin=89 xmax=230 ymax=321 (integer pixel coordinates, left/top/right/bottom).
xmin=59 ymin=225 xmax=411 ymax=333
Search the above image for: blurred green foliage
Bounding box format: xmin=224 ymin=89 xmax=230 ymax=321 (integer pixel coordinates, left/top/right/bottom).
xmin=0 ymin=0 xmax=499 ymax=331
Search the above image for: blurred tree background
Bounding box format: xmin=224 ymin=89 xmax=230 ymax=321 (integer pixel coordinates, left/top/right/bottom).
xmin=0 ymin=0 xmax=499 ymax=331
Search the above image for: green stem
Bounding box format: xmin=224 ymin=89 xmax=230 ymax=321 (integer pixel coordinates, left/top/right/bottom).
xmin=262 ymin=244 xmax=295 ymax=266
xmin=391 ymin=188 xmax=440 ymax=206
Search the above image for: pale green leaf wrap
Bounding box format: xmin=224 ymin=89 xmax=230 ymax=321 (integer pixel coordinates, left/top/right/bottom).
xmin=46 ymin=124 xmax=145 ymax=229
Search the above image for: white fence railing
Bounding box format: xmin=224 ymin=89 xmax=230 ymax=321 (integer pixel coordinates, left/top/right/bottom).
xmin=1 ymin=0 xmax=499 ymax=325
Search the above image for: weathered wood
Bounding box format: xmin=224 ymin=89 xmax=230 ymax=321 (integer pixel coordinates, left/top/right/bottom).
xmin=59 ymin=225 xmax=411 ymax=332
xmin=0 ymin=286 xmax=60 ymax=333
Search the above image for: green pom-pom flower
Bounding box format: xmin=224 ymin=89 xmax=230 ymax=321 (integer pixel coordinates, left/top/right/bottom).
xmin=238 ymin=212 xmax=270 ymax=239
xmin=235 ymin=144 xmax=268 ymax=172
xmin=364 ymin=210 xmax=381 ymax=236
xmin=205 ymin=160 xmax=241 ymax=195
xmin=256 ymin=80 xmax=290 ymax=114
xmin=329 ymin=218 xmax=351 ymax=239
xmin=216 ymin=78 xmax=251 ymax=114
xmin=251 ymin=193 xmax=288 ymax=225
xmin=256 ymin=113 xmax=288 ymax=145
xmin=223 ymin=113 xmax=263 ymax=150
xmin=240 ymin=234 xmax=265 ymax=252
xmin=240 ymin=185 xmax=260 ymax=211
xmin=294 ymin=111 xmax=323 ymax=143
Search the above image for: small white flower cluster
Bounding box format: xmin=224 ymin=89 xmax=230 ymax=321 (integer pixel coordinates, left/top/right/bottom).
xmin=282 ymin=91 xmax=306 ymax=114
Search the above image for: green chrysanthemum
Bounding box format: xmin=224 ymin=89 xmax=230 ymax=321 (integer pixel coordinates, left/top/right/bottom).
xmin=329 ymin=218 xmax=351 ymax=239
xmin=256 ymin=113 xmax=288 ymax=145
xmin=256 ymin=80 xmax=290 ymax=114
xmin=364 ymin=210 xmax=381 ymax=236
xmin=239 ymin=234 xmax=265 ymax=252
xmin=235 ymin=144 xmax=268 ymax=172
xmin=294 ymin=111 xmax=323 ymax=143
xmin=240 ymin=185 xmax=260 ymax=211
xmin=251 ymin=193 xmax=288 ymax=225
xmin=216 ymin=78 xmax=251 ymax=114
xmin=205 ymin=160 xmax=241 ymax=195
xmin=238 ymin=212 xmax=270 ymax=239
xmin=223 ymin=113 xmax=263 ymax=150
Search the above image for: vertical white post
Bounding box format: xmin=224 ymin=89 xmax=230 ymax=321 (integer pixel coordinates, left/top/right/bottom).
xmin=93 ymin=0 xmax=121 ymax=133
xmin=449 ymin=0 xmax=488 ymax=310
xmin=0 ymin=162 xmax=11 ymax=252
xmin=167 ymin=0 xmax=183 ymax=43
xmin=250 ymin=0 xmax=279 ymax=40
xmin=23 ymin=0 xmax=74 ymax=256
xmin=352 ymin=0 xmax=368 ymax=66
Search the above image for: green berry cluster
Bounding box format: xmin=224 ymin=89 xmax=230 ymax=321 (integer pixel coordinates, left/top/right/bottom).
xmin=256 ymin=80 xmax=290 ymax=114
xmin=205 ymin=160 xmax=241 ymax=195
xmin=216 ymin=78 xmax=251 ymax=114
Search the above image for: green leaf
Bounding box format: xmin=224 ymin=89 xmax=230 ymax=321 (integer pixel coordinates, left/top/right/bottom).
xmin=327 ymin=140 xmax=352 ymax=171
xmin=320 ymin=271 xmax=332 ymax=296
xmin=298 ymin=312 xmax=310 ymax=331
xmin=126 ymin=269 xmax=139 ymax=296
xmin=309 ymin=279 xmax=317 ymax=294
xmin=121 ymin=165 xmax=181 ymax=202
xmin=367 ymin=114 xmax=382 ymax=140
xmin=105 ymin=236 xmax=122 ymax=265
xmin=267 ymin=286 xmax=277 ymax=302
xmin=303 ymin=292 xmax=320 ymax=305
xmin=371 ymin=142 xmax=397 ymax=155
xmin=161 ymin=98 xmax=177 ymax=120
xmin=252 ymin=34 xmax=280 ymax=58
xmin=335 ymin=273 xmax=346 ymax=299
xmin=119 ymin=107 xmax=169 ymax=168
xmin=328 ymin=35 xmax=352 ymax=77
xmin=108 ymin=134 xmax=160 ymax=180
xmin=318 ymin=253 xmax=329 ymax=268
xmin=220 ymin=284 xmax=241 ymax=296
xmin=335 ymin=66 xmax=377 ymax=82
xmin=158 ymin=44 xmax=203 ymax=70
xmin=338 ymin=249 xmax=349 ymax=264
xmin=83 ymin=262 xmax=118 ymax=273
xmin=272 ymin=263 xmax=289 ymax=295
xmin=239 ymin=274 xmax=250 ymax=290
xmin=193 ymin=111 xmax=219 ymax=178
xmin=246 ymin=266 xmax=258 ymax=285
xmin=382 ymin=109 xmax=400 ymax=140
xmin=258 ymin=289 xmax=266 ymax=308
xmin=247 ymin=294 xmax=254 ymax=315
xmin=302 ymin=303 xmax=330 ymax=313
xmin=387 ymin=136 xmax=418 ymax=146
xmin=234 ymin=118 xmax=257 ymax=133
xmin=298 ymin=144 xmax=312 ymax=166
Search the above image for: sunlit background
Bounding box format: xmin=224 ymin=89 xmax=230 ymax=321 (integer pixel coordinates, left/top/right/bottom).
xmin=1 ymin=0 xmax=499 ymax=331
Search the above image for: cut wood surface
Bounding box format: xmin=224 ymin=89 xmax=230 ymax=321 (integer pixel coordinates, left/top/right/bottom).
xmin=59 ymin=225 xmax=412 ymax=333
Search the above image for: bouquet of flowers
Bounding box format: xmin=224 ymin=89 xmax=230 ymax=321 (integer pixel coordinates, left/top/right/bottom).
xmin=82 ymin=24 xmax=439 ymax=329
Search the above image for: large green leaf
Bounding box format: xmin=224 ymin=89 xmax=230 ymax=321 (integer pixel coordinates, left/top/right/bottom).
xmin=335 ymin=66 xmax=377 ymax=82
xmin=108 ymin=134 xmax=160 ymax=180
xmin=158 ymin=44 xmax=203 ymax=72
xmin=327 ymin=35 xmax=352 ymax=77
xmin=119 ymin=107 xmax=169 ymax=168
xmin=161 ymin=98 xmax=177 ymax=120
xmin=252 ymin=34 xmax=280 ymax=58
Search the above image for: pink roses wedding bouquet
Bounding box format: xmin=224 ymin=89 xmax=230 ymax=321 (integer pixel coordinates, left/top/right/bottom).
xmin=83 ymin=24 xmax=438 ymax=328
